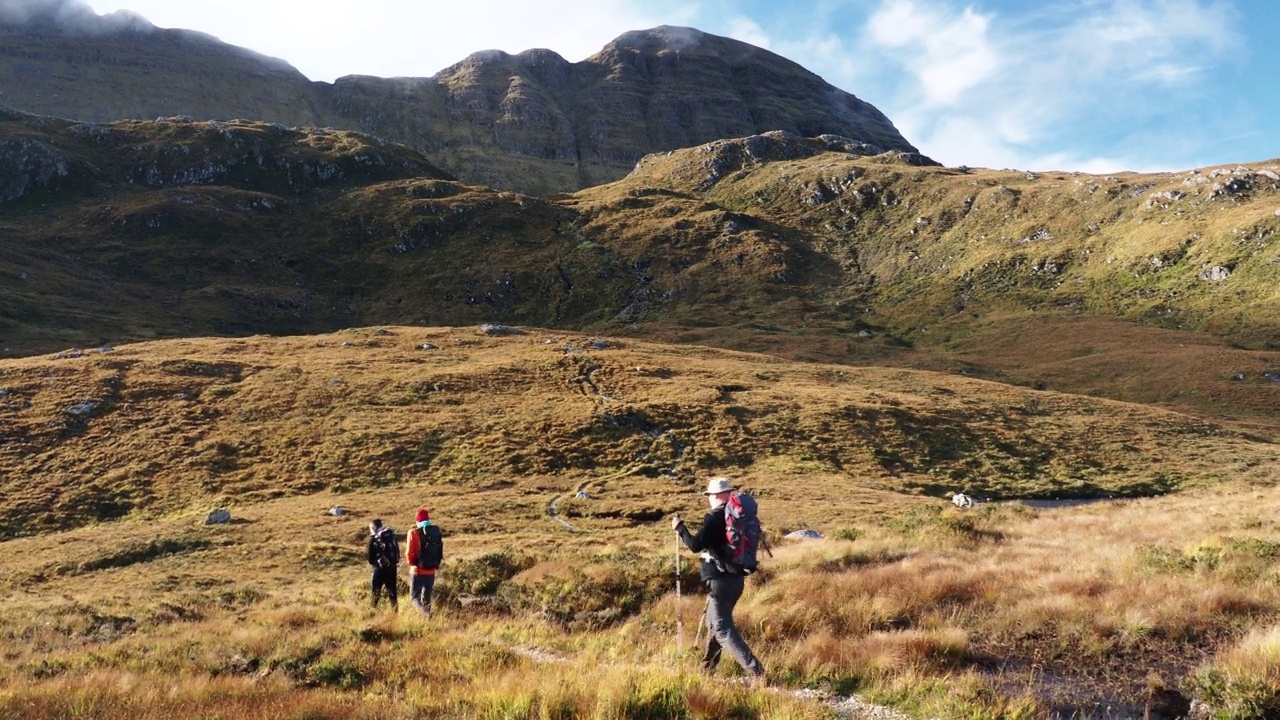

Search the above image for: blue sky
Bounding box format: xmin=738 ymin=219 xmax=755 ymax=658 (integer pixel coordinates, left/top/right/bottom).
xmin=75 ymin=0 xmax=1277 ymax=174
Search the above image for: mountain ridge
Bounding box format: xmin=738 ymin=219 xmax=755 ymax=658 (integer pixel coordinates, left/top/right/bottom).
xmin=0 ymin=11 xmax=917 ymax=194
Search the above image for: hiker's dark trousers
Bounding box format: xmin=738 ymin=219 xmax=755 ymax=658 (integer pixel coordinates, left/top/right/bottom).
xmin=702 ymin=575 xmax=764 ymax=676
xmin=411 ymin=573 xmax=436 ymax=613
xmin=371 ymin=566 xmax=398 ymax=609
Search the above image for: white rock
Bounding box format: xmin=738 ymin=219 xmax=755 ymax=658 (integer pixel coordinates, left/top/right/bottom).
xmin=1200 ymin=266 xmax=1232 ymax=281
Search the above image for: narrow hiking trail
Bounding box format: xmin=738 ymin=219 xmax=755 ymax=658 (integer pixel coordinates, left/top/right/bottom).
xmin=548 ymin=349 xmax=694 ymax=532
xmin=508 ymin=641 xmax=927 ymax=720
xmin=546 ymin=479 xmax=590 ymax=531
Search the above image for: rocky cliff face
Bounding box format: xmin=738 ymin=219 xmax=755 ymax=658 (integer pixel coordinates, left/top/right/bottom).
xmin=0 ymin=11 xmax=917 ymax=194
xmin=0 ymin=18 xmax=325 ymax=129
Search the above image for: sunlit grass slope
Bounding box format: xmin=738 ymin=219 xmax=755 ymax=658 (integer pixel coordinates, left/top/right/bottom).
xmin=3 ymin=326 xmax=1275 ymax=540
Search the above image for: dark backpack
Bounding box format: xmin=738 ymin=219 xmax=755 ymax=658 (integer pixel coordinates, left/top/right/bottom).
xmin=724 ymin=491 xmax=762 ymax=574
xmin=414 ymin=525 xmax=443 ymax=570
xmin=373 ymin=529 xmax=399 ymax=569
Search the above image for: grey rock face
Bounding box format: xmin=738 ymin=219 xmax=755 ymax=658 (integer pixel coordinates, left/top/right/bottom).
xmin=0 ymin=136 xmax=71 ymax=202
xmin=0 ymin=24 xmax=918 ymax=195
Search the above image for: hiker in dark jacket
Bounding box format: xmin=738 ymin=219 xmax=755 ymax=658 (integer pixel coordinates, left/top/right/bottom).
xmin=672 ymin=476 xmax=765 ymax=680
xmin=367 ymin=519 xmax=399 ymax=611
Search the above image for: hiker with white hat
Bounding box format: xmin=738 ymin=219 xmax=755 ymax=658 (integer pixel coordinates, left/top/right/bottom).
xmin=671 ymin=476 xmax=766 ymax=681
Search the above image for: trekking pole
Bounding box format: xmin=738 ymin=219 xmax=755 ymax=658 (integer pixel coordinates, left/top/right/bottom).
xmin=675 ymin=531 xmax=684 ymax=655
xmin=694 ymin=597 xmax=708 ymax=647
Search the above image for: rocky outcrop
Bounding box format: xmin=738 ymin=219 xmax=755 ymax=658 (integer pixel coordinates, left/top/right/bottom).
xmin=0 ymin=134 xmax=71 ymax=202
xmin=0 ymin=14 xmax=917 ymax=195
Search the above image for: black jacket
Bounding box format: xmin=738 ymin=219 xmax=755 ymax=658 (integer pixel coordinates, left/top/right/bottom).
xmin=677 ymin=507 xmax=734 ymax=581
xmin=367 ymin=526 xmax=399 ymax=569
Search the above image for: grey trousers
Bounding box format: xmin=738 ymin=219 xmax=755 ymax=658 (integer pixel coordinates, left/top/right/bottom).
xmin=702 ymin=575 xmax=764 ymax=676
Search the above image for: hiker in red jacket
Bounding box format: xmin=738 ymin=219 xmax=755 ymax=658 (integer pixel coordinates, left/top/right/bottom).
xmin=406 ymin=507 xmax=443 ymax=614
xmin=672 ymin=476 xmax=765 ymax=681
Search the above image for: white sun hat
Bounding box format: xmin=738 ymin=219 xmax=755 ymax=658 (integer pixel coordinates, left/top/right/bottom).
xmin=703 ymin=476 xmax=735 ymax=495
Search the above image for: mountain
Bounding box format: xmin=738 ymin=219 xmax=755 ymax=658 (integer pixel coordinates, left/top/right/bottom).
xmin=0 ymin=7 xmax=917 ymax=194
xmin=0 ymin=2 xmax=326 ymax=128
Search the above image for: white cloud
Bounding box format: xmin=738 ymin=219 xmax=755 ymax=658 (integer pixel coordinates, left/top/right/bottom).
xmin=725 ymin=14 xmax=771 ymax=50
xmin=867 ymin=0 xmax=998 ymax=106
xmin=864 ymin=0 xmax=1239 ymax=172
xmin=82 ymin=0 xmax=692 ymax=81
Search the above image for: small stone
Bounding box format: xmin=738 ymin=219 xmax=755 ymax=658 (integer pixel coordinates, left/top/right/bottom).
xmin=65 ymin=401 xmax=97 ymax=417
xmin=204 ymin=508 xmax=232 ymax=525
xmin=374 ymin=328 xmax=392 ymax=336
xmin=341 ymin=341 xmax=352 ymax=347
xmin=1231 ymin=372 xmax=1247 ymax=381
xmin=1264 ymin=371 xmax=1280 ymax=383
xmin=328 ymin=506 xmax=345 ymax=516
xmin=420 ymin=343 xmax=438 ymax=350
xmin=1199 ymin=266 xmax=1232 ymax=281
xmin=785 ymin=529 xmax=824 ymax=540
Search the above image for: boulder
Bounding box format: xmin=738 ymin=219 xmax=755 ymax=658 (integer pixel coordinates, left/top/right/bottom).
xmin=479 ymin=323 xmax=523 ymax=336
xmin=204 ymin=508 xmax=232 ymax=525
xmin=64 ymin=401 xmax=97 ymax=417
xmin=785 ymin=529 xmax=824 ymax=540
xmin=1199 ymin=266 xmax=1232 ymax=281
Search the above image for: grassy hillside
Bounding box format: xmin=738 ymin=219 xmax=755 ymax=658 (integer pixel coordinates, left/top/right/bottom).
xmin=2 ymin=329 xmax=1280 ymax=717
xmin=3 ymin=116 xmax=1279 ymax=437
xmin=3 ymin=327 xmax=1275 ymax=540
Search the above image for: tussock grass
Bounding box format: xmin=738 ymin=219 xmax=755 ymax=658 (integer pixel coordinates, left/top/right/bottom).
xmin=5 ymin=482 xmax=1280 ymax=717
xmin=1192 ymin=625 xmax=1280 ymax=718
xmin=1 ymin=331 xmax=1279 ymax=717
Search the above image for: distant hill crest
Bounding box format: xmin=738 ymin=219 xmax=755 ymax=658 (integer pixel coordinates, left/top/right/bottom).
xmin=0 ymin=11 xmax=917 ymax=194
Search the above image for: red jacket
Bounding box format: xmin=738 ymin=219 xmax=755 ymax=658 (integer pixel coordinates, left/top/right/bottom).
xmin=406 ymin=524 xmax=438 ymax=576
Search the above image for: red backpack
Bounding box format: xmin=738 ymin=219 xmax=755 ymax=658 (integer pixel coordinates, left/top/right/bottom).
xmin=724 ymin=492 xmax=762 ymax=574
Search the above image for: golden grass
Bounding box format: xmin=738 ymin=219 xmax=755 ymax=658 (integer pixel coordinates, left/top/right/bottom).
xmin=3 ymin=327 xmax=1274 ymax=541
xmin=2 ymin=329 xmax=1280 ymax=717
xmin=4 ymin=479 xmax=1280 ymax=717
